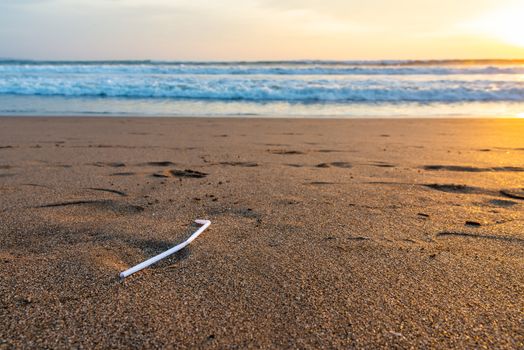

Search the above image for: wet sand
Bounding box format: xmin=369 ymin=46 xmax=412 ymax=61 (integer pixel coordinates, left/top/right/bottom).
xmin=0 ymin=117 xmax=523 ymax=348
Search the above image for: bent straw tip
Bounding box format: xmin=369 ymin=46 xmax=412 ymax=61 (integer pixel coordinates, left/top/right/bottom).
xmin=194 ymin=219 xmax=211 ymax=225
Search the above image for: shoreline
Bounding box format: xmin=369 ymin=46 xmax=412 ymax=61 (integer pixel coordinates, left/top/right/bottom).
xmin=0 ymin=114 xmax=523 ymax=119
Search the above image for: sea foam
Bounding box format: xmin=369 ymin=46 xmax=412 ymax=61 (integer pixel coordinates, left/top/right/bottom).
xmin=1 ymin=60 xmax=523 ymax=116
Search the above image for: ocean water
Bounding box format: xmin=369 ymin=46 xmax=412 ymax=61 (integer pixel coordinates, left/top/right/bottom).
xmin=0 ymin=59 xmax=523 ymax=117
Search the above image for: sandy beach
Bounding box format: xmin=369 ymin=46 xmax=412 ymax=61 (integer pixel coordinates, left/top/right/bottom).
xmin=0 ymin=117 xmax=523 ymax=348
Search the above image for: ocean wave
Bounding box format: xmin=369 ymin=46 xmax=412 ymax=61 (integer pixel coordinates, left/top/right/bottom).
xmin=1 ymin=62 xmax=524 ymax=75
xmin=1 ymin=60 xmax=523 ymax=104
xmin=1 ymin=75 xmax=523 ymax=102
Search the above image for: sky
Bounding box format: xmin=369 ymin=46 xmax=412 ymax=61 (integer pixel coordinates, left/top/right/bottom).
xmin=1 ymin=0 xmax=524 ymax=60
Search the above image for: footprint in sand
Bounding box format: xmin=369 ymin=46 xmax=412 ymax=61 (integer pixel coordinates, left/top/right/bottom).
xmin=110 ymin=172 xmax=136 ymax=176
xmin=306 ymin=181 xmax=338 ymax=185
xmin=315 ymin=149 xmax=343 ymax=153
xmin=423 ymin=184 xmax=488 ymax=194
xmin=488 ymin=199 xmax=519 ymax=207
xmin=170 ymin=169 xmax=208 ymax=178
xmin=347 ymin=236 xmax=372 ymax=241
xmin=152 ymin=169 xmax=208 ymax=179
xmin=423 ymin=165 xmax=524 ymax=172
xmin=368 ymin=161 xmax=395 ymax=168
xmin=437 ymin=231 xmax=524 ymax=244
xmin=315 ymin=162 xmax=352 ymax=169
xmin=268 ymin=149 xmax=304 ymax=155
xmin=141 ymin=161 xmax=176 ymax=167
xmin=500 ymin=188 xmax=524 ymax=200
xmin=89 ymin=162 xmax=126 ymax=168
xmin=219 ymin=161 xmax=258 ymax=167
xmin=263 ymin=143 xmax=290 ymax=147
xmin=86 ymin=188 xmax=128 ymax=196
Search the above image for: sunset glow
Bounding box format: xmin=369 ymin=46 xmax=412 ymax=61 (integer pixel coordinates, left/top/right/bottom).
xmin=466 ymin=4 xmax=524 ymax=49
xmin=1 ymin=0 xmax=524 ymax=60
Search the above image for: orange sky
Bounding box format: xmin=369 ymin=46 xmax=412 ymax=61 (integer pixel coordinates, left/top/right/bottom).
xmin=1 ymin=0 xmax=524 ymax=60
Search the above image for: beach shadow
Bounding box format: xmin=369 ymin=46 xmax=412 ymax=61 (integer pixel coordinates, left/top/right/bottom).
xmin=127 ymin=237 xmax=191 ymax=267
xmin=35 ymin=199 xmax=144 ymax=214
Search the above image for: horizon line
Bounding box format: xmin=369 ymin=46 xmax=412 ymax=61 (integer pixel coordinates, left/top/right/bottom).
xmin=2 ymin=58 xmax=524 ymax=65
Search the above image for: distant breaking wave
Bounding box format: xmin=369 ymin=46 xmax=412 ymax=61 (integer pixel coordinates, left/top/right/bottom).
xmin=1 ymin=60 xmax=524 ymax=76
xmin=0 ymin=60 xmax=523 ymax=103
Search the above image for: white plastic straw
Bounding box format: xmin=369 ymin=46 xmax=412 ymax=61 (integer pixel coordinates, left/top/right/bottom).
xmin=119 ymin=219 xmax=211 ymax=279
